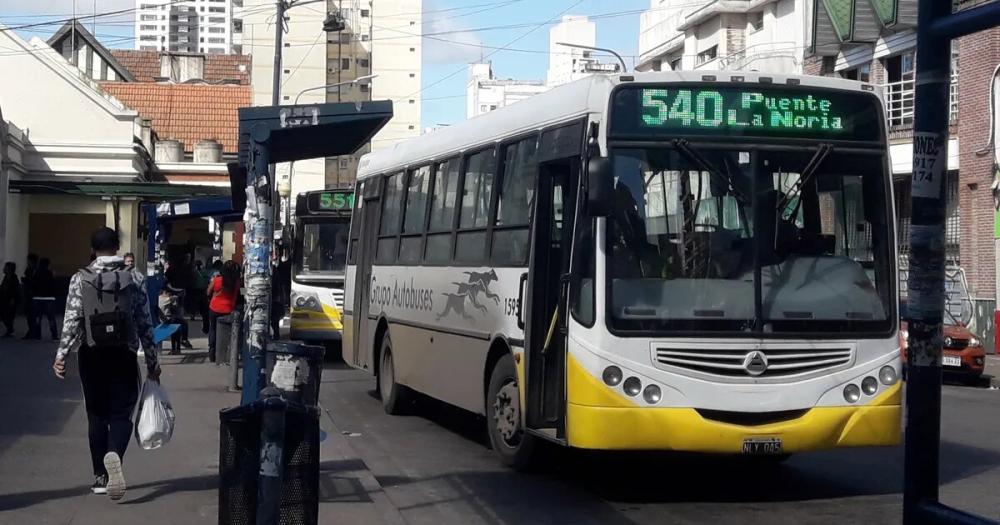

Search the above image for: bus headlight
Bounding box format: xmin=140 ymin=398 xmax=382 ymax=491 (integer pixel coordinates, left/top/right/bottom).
xmin=602 ymin=366 xmax=623 ymax=386
xmin=879 ymin=365 xmax=898 ymax=386
xmin=623 ymin=377 xmax=642 ymax=397
xmin=292 ymin=291 xmax=323 ymax=313
xmin=642 ymin=385 xmax=662 ymax=404
xmin=861 ymin=376 xmax=879 ymax=396
xmin=843 ymin=384 xmax=861 ymax=403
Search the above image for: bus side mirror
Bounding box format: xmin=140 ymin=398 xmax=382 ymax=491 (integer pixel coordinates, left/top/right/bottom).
xmin=587 ymin=157 xmax=613 ymax=217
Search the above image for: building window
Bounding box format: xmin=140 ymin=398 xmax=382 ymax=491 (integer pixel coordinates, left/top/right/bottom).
xmin=410 ymin=47 xmax=415 ymax=52
xmin=409 ymin=125 xmax=415 ymax=130
xmin=339 ymin=33 xmax=350 ymax=43
xmin=361 ymin=9 xmax=369 ymax=17
xmin=209 ymin=6 xmax=225 ymax=13
xmin=360 ymin=84 xmax=369 ymax=92
xmin=209 ymin=27 xmax=225 ymax=33
xmin=409 ymin=99 xmax=415 ymax=104
xmin=841 ymin=63 xmax=871 ymax=82
xmin=490 ymin=105 xmax=497 ymax=110
xmin=409 ymin=73 xmax=415 ymax=78
xmin=233 ymin=19 xmax=243 ymax=33
xmin=141 ymin=24 xmax=157 ymax=30
xmin=361 ymin=34 xmax=369 ymax=41
xmin=209 ymin=16 xmax=225 ymax=23
xmin=357 ymin=58 xmax=369 ymax=68
xmin=140 ymin=35 xmax=158 ymax=41
xmin=339 ymin=158 xmax=349 ymax=169
xmin=480 ymin=104 xmax=488 ymax=112
xmin=669 ymin=57 xmax=682 ymax=71
xmin=342 ymin=58 xmax=350 ymax=69
xmin=141 ymin=14 xmax=157 ymax=21
xmin=208 ymin=37 xmax=225 ymax=43
xmin=696 ymin=45 xmax=717 ymax=65
xmin=749 ymin=11 xmax=764 ymax=32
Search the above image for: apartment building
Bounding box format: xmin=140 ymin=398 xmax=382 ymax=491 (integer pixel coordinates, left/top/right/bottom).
xmin=466 ymin=62 xmax=547 ymax=119
xmin=240 ymin=0 xmax=421 ymax=192
xmin=135 ymin=0 xmax=237 ymax=54
xmin=548 ymin=15 xmax=621 ymax=87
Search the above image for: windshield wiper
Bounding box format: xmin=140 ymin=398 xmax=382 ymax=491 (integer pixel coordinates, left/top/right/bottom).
xmin=672 ymin=139 xmax=749 ymax=205
xmin=777 ymin=143 xmax=834 ymax=221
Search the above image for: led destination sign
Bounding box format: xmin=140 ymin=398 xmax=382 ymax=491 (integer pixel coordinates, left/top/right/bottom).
xmin=610 ymin=85 xmax=883 ymax=141
xmin=305 ymin=191 xmax=354 ymax=214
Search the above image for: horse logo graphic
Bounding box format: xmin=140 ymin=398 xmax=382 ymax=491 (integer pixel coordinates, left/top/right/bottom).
xmin=436 ymin=269 xmax=501 ymax=321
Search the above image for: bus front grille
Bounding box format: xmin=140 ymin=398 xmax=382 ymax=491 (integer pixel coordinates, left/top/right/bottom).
xmin=654 ymin=347 xmax=853 ymax=378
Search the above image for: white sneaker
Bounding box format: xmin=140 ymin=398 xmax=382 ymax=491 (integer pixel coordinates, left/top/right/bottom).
xmin=103 ymin=452 xmax=126 ymax=501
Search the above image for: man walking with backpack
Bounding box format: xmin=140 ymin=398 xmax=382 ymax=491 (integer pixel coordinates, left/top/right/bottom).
xmin=52 ymin=227 xmax=160 ymax=501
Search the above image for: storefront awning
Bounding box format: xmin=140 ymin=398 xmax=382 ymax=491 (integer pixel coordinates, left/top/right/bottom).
xmin=811 ymin=0 xmax=918 ymax=55
xmin=9 ymin=180 xmax=231 ymax=200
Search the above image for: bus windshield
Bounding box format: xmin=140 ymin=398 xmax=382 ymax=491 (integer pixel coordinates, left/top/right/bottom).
xmin=607 ymin=144 xmax=893 ymax=335
xmin=296 ymin=221 xmax=350 ymax=276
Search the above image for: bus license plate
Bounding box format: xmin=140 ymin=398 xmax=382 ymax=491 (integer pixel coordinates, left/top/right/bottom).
xmin=943 ymin=355 xmax=961 ymax=367
xmin=742 ymin=438 xmax=783 ymax=455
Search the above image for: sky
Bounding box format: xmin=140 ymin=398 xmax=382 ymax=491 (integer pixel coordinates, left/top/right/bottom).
xmin=0 ymin=0 xmax=649 ymax=128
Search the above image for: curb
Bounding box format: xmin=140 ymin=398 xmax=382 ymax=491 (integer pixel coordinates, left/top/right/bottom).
xmin=317 ymin=401 xmax=407 ymax=525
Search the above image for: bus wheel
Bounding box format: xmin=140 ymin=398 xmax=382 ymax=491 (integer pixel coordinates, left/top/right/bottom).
xmin=378 ymin=336 xmax=410 ymax=415
xmin=486 ymin=354 xmax=536 ymax=470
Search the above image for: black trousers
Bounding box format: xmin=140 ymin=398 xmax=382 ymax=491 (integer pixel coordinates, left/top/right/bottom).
xmin=0 ymin=305 xmax=15 ymax=335
xmin=78 ymin=344 xmax=140 ymax=477
xmin=208 ymin=311 xmax=223 ymax=362
xmin=28 ymin=299 xmax=58 ymax=338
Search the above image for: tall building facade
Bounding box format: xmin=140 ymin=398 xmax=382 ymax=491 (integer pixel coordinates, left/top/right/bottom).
xmin=466 ymin=62 xmax=547 ymax=119
xmin=240 ymin=0 xmax=421 ymax=192
xmin=135 ymin=0 xmax=237 ymax=54
xmin=547 ymin=15 xmax=619 ymax=87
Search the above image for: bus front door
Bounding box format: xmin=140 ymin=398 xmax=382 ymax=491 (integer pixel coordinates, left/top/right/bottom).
xmin=351 ymin=189 xmax=380 ymax=371
xmin=524 ymin=159 xmax=578 ymax=437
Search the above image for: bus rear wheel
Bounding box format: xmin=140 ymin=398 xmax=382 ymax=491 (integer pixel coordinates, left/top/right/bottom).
xmin=378 ymin=335 xmax=411 ymax=415
xmin=486 ymin=354 xmax=537 ymax=470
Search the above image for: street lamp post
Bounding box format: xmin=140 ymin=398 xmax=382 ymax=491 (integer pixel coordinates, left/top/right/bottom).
xmin=556 ymin=42 xmax=628 ymax=73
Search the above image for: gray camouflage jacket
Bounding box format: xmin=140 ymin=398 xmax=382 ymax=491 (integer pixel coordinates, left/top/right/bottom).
xmin=55 ymin=256 xmax=159 ymax=372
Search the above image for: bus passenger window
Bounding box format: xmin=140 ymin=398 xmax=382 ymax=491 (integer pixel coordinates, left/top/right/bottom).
xmin=400 ymin=166 xmax=431 ymax=264
xmin=377 ymin=172 xmax=404 ymax=264
xmin=425 ymin=158 xmax=460 ymax=263
xmin=456 ymin=149 xmax=496 ymax=264
xmin=493 ymin=136 xmax=537 ymax=266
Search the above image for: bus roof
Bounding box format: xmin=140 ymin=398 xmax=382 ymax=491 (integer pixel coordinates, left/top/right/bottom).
xmin=357 ymin=71 xmax=881 ymax=180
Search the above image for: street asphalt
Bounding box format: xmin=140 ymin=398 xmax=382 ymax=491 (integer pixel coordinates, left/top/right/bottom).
xmin=317 ymin=350 xmax=1000 ymax=525
xmin=2 ymin=312 xmax=998 ymax=524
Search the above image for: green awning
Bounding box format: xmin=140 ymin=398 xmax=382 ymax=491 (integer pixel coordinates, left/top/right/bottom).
xmin=9 ymin=180 xmax=230 ymax=200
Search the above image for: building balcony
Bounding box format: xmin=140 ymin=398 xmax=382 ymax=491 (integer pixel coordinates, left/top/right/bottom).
xmin=882 ymin=73 xmax=958 ymax=129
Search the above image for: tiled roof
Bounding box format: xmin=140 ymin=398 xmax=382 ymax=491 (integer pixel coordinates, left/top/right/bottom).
xmin=100 ymin=82 xmax=250 ymax=153
xmin=109 ymin=50 xmax=251 ymax=85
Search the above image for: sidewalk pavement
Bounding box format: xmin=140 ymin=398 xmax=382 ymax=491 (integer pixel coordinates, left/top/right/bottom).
xmin=0 ymin=317 xmax=402 ymax=524
xmin=986 ymin=355 xmax=1000 ymax=388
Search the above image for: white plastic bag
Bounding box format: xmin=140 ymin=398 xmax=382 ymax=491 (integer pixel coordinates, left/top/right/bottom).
xmin=134 ymin=380 xmax=175 ymax=450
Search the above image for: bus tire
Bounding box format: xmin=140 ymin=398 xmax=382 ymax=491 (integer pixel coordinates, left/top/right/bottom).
xmin=378 ymin=335 xmax=410 ymax=415
xmin=486 ymin=353 xmax=537 ymax=470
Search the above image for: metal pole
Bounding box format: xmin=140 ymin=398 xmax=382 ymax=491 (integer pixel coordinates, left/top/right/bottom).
xmin=243 ymin=125 xmax=274 ymax=404
xmin=903 ymin=0 xmax=952 ymax=519
xmin=272 ymin=0 xmax=286 ymax=106
xmin=229 ymin=305 xmax=243 ymax=392
xmin=555 ymin=41 xmax=628 ymax=73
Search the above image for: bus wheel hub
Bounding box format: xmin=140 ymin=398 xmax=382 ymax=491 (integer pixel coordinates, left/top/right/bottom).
xmin=493 ymin=382 xmax=520 ymax=445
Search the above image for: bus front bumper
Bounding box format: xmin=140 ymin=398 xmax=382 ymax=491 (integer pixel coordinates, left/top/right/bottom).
xmin=566 ymin=399 xmax=900 ymax=452
xmin=290 ymin=308 xmax=343 ymax=342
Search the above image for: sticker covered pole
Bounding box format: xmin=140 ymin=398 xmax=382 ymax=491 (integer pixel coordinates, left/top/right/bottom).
xmin=241 ymin=123 xmax=274 ymax=404
xmin=902 ymin=0 xmax=952 ymax=519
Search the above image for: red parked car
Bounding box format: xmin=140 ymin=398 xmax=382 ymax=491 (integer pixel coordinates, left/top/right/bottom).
xmin=899 ymin=301 xmax=986 ymax=383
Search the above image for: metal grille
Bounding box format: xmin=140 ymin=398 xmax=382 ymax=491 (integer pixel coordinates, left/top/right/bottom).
xmin=894 ymin=175 xmax=961 ymax=262
xmin=654 ymin=347 xmax=853 ymax=378
xmin=219 ymin=406 xmax=320 ymax=525
xmin=331 ymin=289 xmax=344 ymax=309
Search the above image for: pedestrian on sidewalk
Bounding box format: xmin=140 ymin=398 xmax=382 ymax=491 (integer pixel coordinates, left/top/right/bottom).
xmin=158 ymin=285 xmax=188 ymax=354
xmin=21 ymin=253 xmax=37 ymax=336
xmin=0 ymin=262 xmax=20 ymax=337
xmin=52 ymin=227 xmax=161 ymax=501
xmin=26 ymin=258 xmax=58 ymax=340
xmin=193 ymin=260 xmax=211 ymax=334
xmin=207 ymin=260 xmax=240 ymax=363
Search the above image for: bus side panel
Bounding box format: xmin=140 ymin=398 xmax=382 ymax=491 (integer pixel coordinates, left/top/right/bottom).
xmin=367 ymin=265 xmax=526 ymax=415
xmin=389 ymin=322 xmax=490 ymax=415
xmin=343 ymin=263 xmax=357 ymax=366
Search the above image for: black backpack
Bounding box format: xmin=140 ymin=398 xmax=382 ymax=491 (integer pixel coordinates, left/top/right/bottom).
xmin=79 ymin=267 xmax=135 ymax=347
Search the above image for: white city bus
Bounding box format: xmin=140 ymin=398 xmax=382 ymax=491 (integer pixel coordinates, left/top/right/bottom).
xmin=343 ymin=71 xmax=901 ymax=468
xmin=290 ymin=189 xmax=354 ymax=342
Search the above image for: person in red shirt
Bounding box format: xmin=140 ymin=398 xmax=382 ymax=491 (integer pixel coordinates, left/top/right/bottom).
xmin=206 ymin=261 xmax=240 ymax=363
